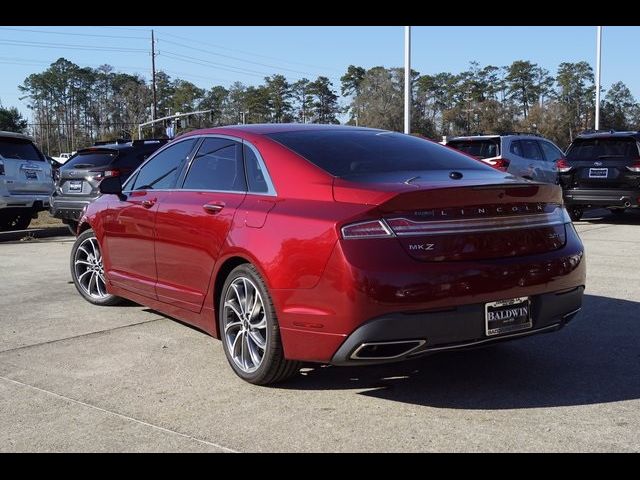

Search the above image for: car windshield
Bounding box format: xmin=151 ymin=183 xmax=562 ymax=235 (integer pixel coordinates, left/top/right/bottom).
xmin=447 ymin=139 xmax=500 ymax=159
xmin=267 ymin=129 xmax=490 ymax=178
xmin=63 ymin=150 xmax=117 ymax=169
xmin=0 ymin=138 xmax=43 ymax=160
xmin=567 ymin=137 xmax=639 ymax=160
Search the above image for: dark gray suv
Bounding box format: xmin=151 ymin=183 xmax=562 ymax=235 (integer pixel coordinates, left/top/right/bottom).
xmin=50 ymin=139 xmax=167 ymax=233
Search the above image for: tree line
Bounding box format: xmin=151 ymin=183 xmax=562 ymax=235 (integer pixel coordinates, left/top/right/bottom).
xmin=4 ymin=56 xmax=639 ymax=155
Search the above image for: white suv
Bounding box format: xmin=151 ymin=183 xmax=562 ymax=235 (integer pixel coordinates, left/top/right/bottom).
xmin=0 ymin=131 xmax=54 ymax=231
xmin=445 ymin=133 xmax=566 ymax=184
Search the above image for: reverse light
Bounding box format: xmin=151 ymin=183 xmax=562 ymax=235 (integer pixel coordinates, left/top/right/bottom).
xmin=626 ymin=160 xmax=640 ymax=172
xmin=485 ymin=157 xmax=510 ymax=171
xmin=341 ymin=220 xmax=394 ymax=239
xmin=556 ymin=158 xmax=573 ymax=173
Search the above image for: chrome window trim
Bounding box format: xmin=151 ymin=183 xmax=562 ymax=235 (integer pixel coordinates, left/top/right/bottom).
xmin=121 ymin=136 xmax=200 ymax=192
xmin=122 ymin=134 xmax=277 ymax=197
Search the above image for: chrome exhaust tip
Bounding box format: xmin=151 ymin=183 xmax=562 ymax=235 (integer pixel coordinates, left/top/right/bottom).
xmin=350 ymin=340 xmax=426 ymax=360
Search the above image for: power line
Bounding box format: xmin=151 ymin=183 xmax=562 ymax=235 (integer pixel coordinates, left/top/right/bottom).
xmin=0 ymin=26 xmax=148 ymax=40
xmin=0 ymin=38 xmax=147 ymax=53
xmin=159 ymin=37 xmax=320 ymax=76
xmin=157 ymin=29 xmax=343 ymax=74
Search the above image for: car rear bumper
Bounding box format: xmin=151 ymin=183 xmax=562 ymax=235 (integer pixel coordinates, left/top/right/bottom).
xmin=0 ymin=194 xmax=50 ymax=210
xmin=330 ymin=286 xmax=583 ymax=365
xmin=49 ymin=196 xmax=93 ymax=221
xmin=563 ymin=188 xmax=640 ymax=208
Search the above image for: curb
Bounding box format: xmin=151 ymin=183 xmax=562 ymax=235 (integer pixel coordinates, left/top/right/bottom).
xmin=0 ymin=227 xmax=72 ymax=243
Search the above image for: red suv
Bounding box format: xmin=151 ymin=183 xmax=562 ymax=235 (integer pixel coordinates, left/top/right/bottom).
xmin=71 ymin=125 xmax=586 ymax=384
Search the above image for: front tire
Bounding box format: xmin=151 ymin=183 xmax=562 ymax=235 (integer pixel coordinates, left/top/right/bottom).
xmin=219 ymin=264 xmax=300 ymax=385
xmin=70 ymin=229 xmax=122 ymax=306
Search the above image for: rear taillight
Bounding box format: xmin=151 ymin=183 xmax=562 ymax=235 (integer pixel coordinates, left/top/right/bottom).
xmin=485 ymin=157 xmax=510 ymax=171
xmin=0 ymin=160 xmax=4 ymax=175
xmin=626 ymin=160 xmax=640 ymax=172
xmin=556 ymin=158 xmax=572 ymax=173
xmin=89 ymin=169 xmax=120 ymax=180
xmin=341 ymin=220 xmax=394 ymax=239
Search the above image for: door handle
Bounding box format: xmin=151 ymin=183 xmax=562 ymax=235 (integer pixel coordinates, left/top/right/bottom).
xmin=203 ymin=202 xmax=225 ymax=214
xmin=141 ymin=198 xmax=156 ymax=208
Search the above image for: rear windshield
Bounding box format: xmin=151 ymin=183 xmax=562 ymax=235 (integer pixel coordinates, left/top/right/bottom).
xmin=0 ymin=137 xmax=43 ymax=161
xmin=447 ymin=139 xmax=500 ymax=159
xmin=63 ymin=150 xmax=118 ymax=169
xmin=267 ymin=130 xmax=489 ymax=177
xmin=567 ymin=137 xmax=639 ymax=160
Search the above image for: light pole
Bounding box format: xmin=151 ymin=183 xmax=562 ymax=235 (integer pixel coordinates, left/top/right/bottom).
xmin=404 ymin=26 xmax=411 ymax=134
xmin=595 ymin=26 xmax=603 ymax=130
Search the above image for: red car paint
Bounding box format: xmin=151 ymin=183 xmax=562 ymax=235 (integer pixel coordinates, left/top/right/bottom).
xmin=79 ymin=124 xmax=585 ymax=364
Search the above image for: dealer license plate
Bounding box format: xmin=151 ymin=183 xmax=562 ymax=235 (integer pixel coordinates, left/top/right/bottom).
xmin=589 ymin=168 xmax=608 ymax=178
xmin=485 ymin=297 xmax=532 ymax=336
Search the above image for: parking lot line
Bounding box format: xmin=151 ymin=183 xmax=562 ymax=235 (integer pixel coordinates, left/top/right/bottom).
xmin=0 ymin=317 xmax=166 ymax=355
xmin=0 ymin=374 xmax=238 ymax=453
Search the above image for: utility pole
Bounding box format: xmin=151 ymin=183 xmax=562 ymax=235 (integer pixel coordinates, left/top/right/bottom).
xmin=595 ymin=26 xmax=602 ymax=130
xmin=404 ymin=26 xmax=411 ymax=134
xmin=151 ymin=29 xmax=158 ymax=123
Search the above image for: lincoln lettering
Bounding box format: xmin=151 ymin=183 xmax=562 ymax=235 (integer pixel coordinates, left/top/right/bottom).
xmin=487 ymin=307 xmax=529 ymax=322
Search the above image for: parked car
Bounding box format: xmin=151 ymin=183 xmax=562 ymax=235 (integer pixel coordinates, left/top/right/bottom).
xmin=70 ymin=125 xmax=585 ymax=385
xmin=560 ymin=130 xmax=640 ymax=221
xmin=50 ymin=139 xmax=168 ymax=233
xmin=445 ymin=133 xmax=565 ymax=184
xmin=53 ymin=152 xmax=73 ymax=164
xmin=0 ymin=131 xmax=54 ymax=231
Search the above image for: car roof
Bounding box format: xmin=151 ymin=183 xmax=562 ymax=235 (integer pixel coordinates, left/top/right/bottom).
xmin=574 ymin=130 xmax=640 ymax=140
xmin=447 ymin=135 xmax=501 ymax=141
xmin=177 ymin=123 xmax=385 ymax=137
xmin=0 ymin=130 xmax=36 ymax=142
xmin=76 ymin=139 xmax=166 ymax=154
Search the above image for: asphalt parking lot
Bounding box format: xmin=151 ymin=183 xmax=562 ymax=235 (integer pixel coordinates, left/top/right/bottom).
xmin=1 ymin=209 xmax=639 ymax=452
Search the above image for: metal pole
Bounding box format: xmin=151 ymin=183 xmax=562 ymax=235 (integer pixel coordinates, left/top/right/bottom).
xmin=151 ymin=30 xmax=158 ymax=125
xmin=595 ymin=26 xmax=602 ymax=130
xmin=404 ymin=26 xmax=411 ymax=134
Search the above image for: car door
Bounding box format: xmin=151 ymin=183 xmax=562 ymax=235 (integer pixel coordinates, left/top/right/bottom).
xmin=154 ymin=136 xmax=247 ymax=313
xmin=102 ymin=138 xmax=198 ymax=299
xmin=538 ymin=139 xmax=564 ymax=184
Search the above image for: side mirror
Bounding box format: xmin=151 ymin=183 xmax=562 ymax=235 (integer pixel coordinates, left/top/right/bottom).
xmin=99 ymin=176 xmax=123 ymax=195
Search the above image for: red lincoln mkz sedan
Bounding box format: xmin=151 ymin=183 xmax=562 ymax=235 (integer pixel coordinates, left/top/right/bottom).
xmin=71 ymin=124 xmax=585 ymax=384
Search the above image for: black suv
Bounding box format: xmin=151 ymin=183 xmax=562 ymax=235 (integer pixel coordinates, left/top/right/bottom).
xmin=50 ymin=139 xmax=168 ymax=233
xmin=560 ymin=130 xmax=640 ymax=221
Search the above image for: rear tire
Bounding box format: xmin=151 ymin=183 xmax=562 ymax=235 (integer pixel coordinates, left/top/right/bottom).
xmin=70 ymin=229 xmax=122 ymax=306
xmin=0 ymin=211 xmax=31 ymax=231
xmin=64 ymin=219 xmax=79 ymax=235
xmin=568 ymin=206 xmax=584 ymax=222
xmin=219 ymin=264 xmax=300 ymax=385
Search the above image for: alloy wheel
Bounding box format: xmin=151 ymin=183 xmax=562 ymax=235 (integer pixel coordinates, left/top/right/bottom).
xmin=73 ymin=236 xmax=108 ymax=299
xmin=223 ymin=276 xmax=267 ymax=373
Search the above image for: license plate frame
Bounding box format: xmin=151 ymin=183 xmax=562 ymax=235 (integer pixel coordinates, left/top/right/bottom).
xmin=24 ymin=170 xmax=38 ymax=180
xmin=68 ymin=180 xmax=83 ymax=193
xmin=589 ymin=167 xmax=608 ymax=178
xmin=485 ymin=296 xmax=532 ymax=337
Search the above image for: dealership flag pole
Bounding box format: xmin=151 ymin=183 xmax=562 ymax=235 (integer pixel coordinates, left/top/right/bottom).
xmin=404 ymin=26 xmax=411 ymax=134
xmin=595 ymin=26 xmax=602 ymax=130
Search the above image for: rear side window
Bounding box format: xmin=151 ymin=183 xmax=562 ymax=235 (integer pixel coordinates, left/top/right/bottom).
xmin=182 ymin=138 xmax=246 ymax=192
xmin=268 ymin=130 xmax=491 ymax=177
xmin=0 ymin=138 xmax=43 ymax=161
xmin=63 ymin=151 xmax=117 ymax=169
xmin=447 ymin=139 xmax=500 ymax=159
xmin=567 ymin=137 xmax=640 ymax=160
xmin=519 ymin=139 xmax=544 ymax=160
xmin=539 ymin=141 xmax=564 ymax=162
xmin=244 ymin=144 xmax=270 ymax=193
